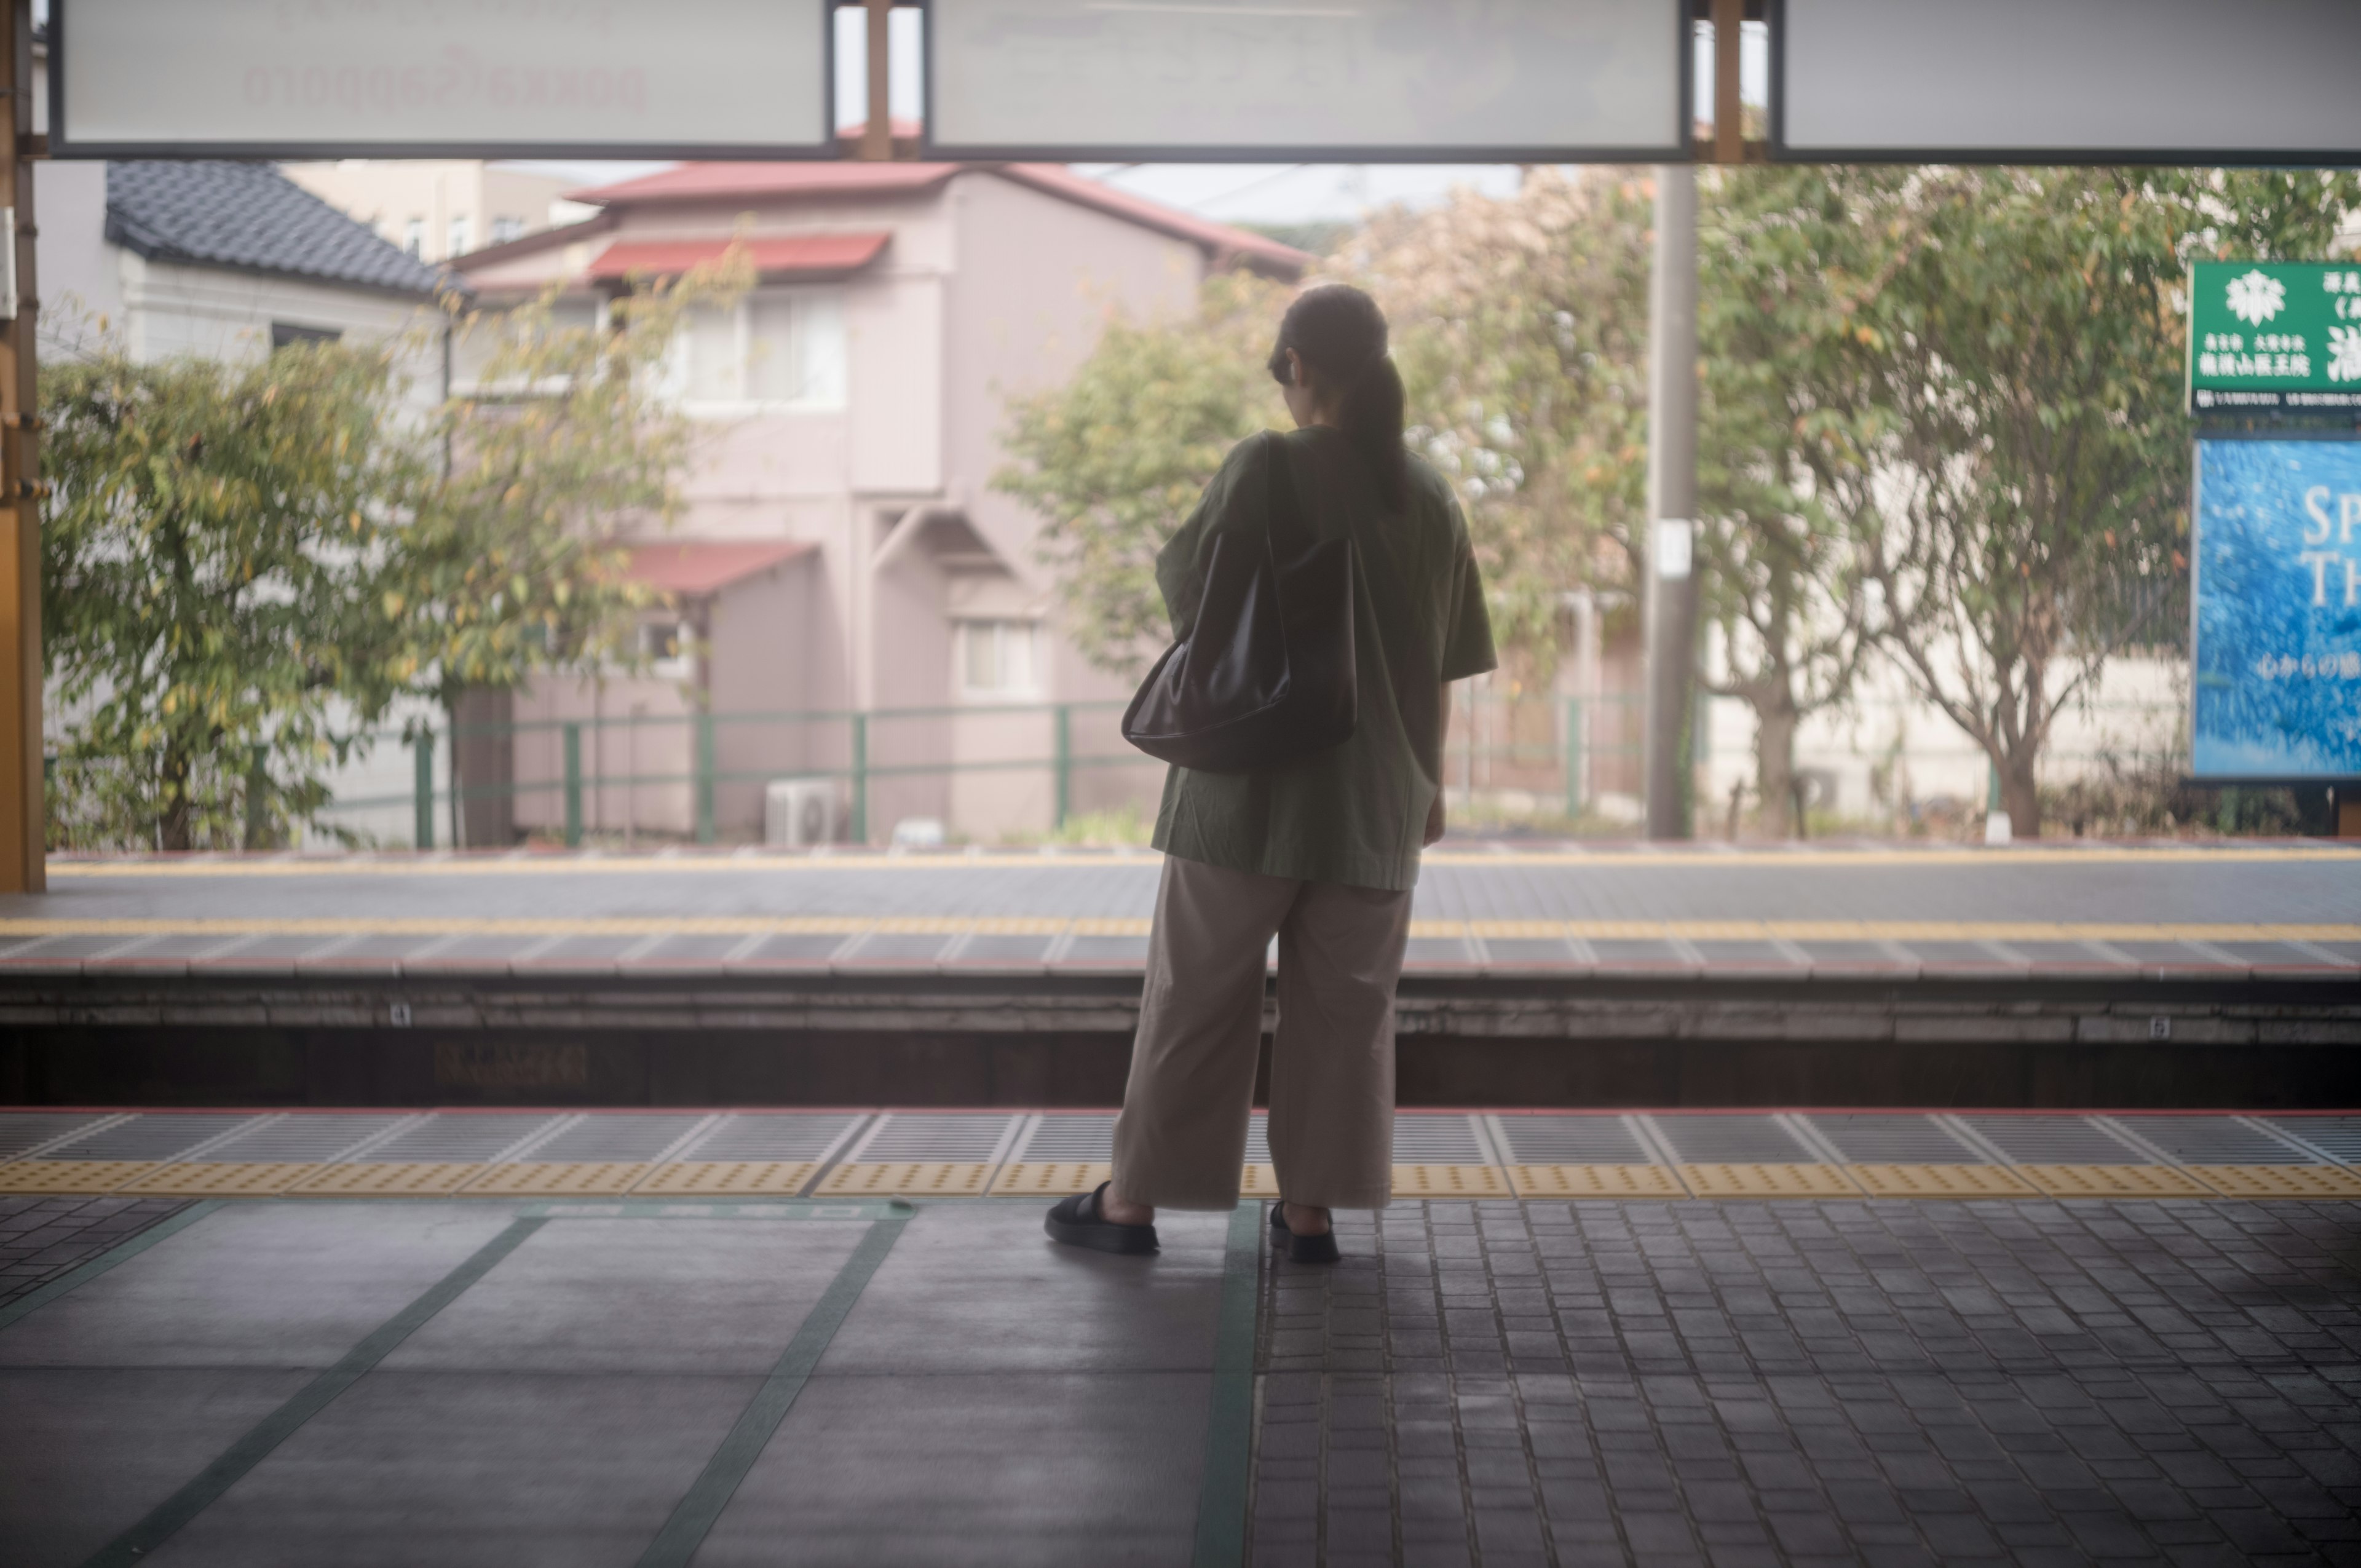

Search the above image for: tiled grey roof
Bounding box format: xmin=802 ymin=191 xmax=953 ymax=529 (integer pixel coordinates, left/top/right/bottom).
xmin=103 ymin=161 xmax=453 ymax=299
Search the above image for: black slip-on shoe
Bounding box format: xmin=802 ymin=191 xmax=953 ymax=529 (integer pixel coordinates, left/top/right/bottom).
xmin=1046 ymin=1181 xmax=1160 ymax=1255
xmin=1270 ymin=1203 xmax=1340 ymax=1264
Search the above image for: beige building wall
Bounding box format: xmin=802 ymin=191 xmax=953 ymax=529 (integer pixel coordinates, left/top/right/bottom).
xmin=282 ymin=160 xmax=575 ymax=261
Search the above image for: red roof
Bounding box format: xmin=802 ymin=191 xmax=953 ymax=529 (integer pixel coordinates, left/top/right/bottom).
xmin=587 ymin=233 xmax=890 ymax=282
xmin=627 ymin=540 xmax=814 ymax=597
xmin=566 ymin=162 xmax=1308 ymax=276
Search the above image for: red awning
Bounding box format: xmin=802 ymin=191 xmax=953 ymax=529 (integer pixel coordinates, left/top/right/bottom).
xmin=625 ymin=540 xmax=814 ymax=598
xmin=586 ymin=232 xmax=889 ymax=282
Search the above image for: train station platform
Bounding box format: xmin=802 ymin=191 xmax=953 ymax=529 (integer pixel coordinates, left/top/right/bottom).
xmin=2 ymin=843 xmax=2355 ymax=1111
xmin=5 ymin=1108 xmax=2361 ymax=1566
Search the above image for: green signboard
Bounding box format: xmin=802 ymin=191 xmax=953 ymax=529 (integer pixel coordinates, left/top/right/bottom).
xmin=2188 ymin=259 xmax=2361 ymax=415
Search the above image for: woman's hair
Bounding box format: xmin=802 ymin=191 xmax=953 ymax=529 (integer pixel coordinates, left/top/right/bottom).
xmin=1267 ymin=283 xmax=1409 ymax=509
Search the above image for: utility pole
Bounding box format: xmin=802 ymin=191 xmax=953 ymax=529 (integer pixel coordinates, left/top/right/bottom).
xmin=1641 ymin=160 xmax=1698 ymax=841
xmin=859 ymin=0 xmax=892 ymax=161
xmin=0 ymin=0 xmax=41 ymax=892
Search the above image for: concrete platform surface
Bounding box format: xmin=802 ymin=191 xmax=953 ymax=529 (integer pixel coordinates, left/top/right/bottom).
xmin=4 ymin=1109 xmax=2361 ymax=1558
xmin=5 ymin=1162 xmax=2360 ymax=1567
xmin=2 ymin=843 xmax=2355 ymax=981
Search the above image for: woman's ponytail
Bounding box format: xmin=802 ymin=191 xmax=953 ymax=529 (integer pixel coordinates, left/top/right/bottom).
xmin=1267 ymin=284 xmax=1410 ymax=510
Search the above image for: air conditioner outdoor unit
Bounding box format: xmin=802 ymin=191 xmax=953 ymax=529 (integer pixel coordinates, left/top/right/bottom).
xmin=765 ymin=779 xmax=839 ymax=847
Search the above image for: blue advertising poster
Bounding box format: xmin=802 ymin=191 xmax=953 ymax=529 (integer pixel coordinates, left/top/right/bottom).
xmin=2193 ymin=438 xmax=2361 ymax=779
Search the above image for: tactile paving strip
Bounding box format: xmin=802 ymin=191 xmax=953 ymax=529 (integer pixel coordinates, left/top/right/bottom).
xmin=2013 ymin=1163 xmax=2217 ymax=1198
xmin=989 ymin=1162 xmax=1110 ymax=1195
xmin=632 ymin=1161 xmax=817 ymax=1196
xmin=2184 ymin=1165 xmax=2361 ymax=1198
xmin=1845 ymin=1164 xmax=2036 ymax=1198
xmin=0 ymin=1160 xmax=157 ymax=1193
xmin=1679 ymin=1163 xmax=1865 ymax=1198
xmin=1509 ymin=1164 xmax=1687 ymax=1197
xmin=284 ymin=1162 xmax=486 ymax=1196
xmin=120 ymin=1162 xmax=322 ymax=1197
xmin=1392 ymin=1163 xmax=1509 ymax=1197
xmin=817 ymin=1162 xmax=996 ymax=1196
xmin=1241 ymin=1165 xmax=1281 ymax=1197
xmin=461 ymin=1162 xmax=650 ymax=1196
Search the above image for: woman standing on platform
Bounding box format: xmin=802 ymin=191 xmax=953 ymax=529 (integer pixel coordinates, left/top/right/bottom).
xmin=1047 ymin=284 xmax=1496 ymax=1263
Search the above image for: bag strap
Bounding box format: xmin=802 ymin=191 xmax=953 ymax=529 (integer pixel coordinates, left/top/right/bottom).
xmin=1260 ymin=430 xmax=1314 ymax=562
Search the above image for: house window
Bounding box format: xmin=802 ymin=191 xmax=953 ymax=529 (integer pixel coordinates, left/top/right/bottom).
xmin=269 ymin=322 xmax=341 ymax=352
xmin=675 ymin=290 xmax=847 ymax=411
xmin=402 ymin=217 xmax=424 ymax=258
xmin=489 ymin=215 xmax=526 ymax=245
xmin=957 ymin=619 xmax=1040 ymax=696
xmin=638 ymin=619 xmax=695 ymax=681
xmin=448 ymin=215 xmax=472 ymax=256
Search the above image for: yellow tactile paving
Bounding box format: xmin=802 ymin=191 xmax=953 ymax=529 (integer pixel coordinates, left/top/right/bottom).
xmin=1679 ymin=1163 xmax=1866 ymax=1198
xmin=0 ymin=1160 xmax=158 ymax=1194
xmin=1240 ymin=1165 xmax=1282 ymax=1198
xmin=2185 ymin=1165 xmax=2361 ymax=1199
xmin=1845 ymin=1163 xmax=2038 ymax=1198
xmin=283 ymin=1162 xmax=486 ymax=1197
xmin=815 ymin=1162 xmax=996 ymax=1197
xmin=119 ymin=1162 xmax=320 ymax=1197
xmin=2014 ymin=1164 xmax=2217 ymax=1198
xmin=1392 ymin=1164 xmax=1511 ymax=1197
xmin=459 ymin=1162 xmax=651 ymax=1197
xmin=988 ymin=1162 xmax=1112 ymax=1196
xmin=628 ymin=1161 xmax=817 ymax=1196
xmin=1509 ymin=1163 xmax=1689 ymax=1198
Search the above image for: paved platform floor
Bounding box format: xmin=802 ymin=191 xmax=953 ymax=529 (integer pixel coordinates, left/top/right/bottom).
xmin=4 ymin=1187 xmax=2359 ymax=1567
xmin=2 ymin=844 xmax=2355 ymax=981
xmin=7 ymin=1107 xmax=2361 ymax=1565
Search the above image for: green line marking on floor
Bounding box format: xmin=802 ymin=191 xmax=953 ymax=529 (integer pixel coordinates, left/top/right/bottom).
xmin=633 ymin=1209 xmax=913 ymax=1568
xmin=77 ymin=1214 xmax=548 ymax=1568
xmin=1193 ymin=1200 xmax=1264 ymax=1568
xmin=0 ymin=1200 xmax=222 ymax=1334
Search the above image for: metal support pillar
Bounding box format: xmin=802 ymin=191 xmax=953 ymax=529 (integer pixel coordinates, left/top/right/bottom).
xmin=563 ymin=723 xmax=583 ymax=848
xmin=860 ymin=0 xmax=893 ymax=160
xmin=0 ymin=0 xmax=40 ymax=892
xmin=1642 ymin=164 xmax=1699 ymax=841
xmin=1053 ymin=703 xmax=1071 ymax=830
xmin=694 ymin=710 xmax=716 ymax=844
xmin=848 ymin=712 xmax=868 ymax=844
xmin=413 ymin=734 xmax=435 ymax=850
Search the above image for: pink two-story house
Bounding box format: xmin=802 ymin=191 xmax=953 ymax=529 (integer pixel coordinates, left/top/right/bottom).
xmin=451 ymin=159 xmax=1304 ymax=845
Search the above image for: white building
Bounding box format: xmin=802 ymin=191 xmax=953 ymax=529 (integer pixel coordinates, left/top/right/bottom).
xmin=281 ymin=160 xmax=582 ymax=263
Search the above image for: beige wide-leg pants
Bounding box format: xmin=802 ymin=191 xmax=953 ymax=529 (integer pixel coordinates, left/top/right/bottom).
xmin=1111 ymin=853 xmax=1414 ymax=1211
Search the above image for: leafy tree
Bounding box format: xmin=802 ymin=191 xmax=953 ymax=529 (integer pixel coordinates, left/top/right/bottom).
xmin=1695 ymin=167 xmax=1906 ymax=835
xmin=1851 ymin=167 xmax=2359 ymax=835
xmin=43 ymin=339 xmax=431 ymax=850
xmin=42 ymin=254 xmax=749 ymax=852
xmin=997 ymin=271 xmax=1292 ymax=675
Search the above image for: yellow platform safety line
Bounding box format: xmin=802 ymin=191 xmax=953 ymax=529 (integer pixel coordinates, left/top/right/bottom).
xmin=2184 ymin=1164 xmax=2361 ymax=1199
xmin=1510 ymin=1164 xmax=1689 ymax=1198
xmin=44 ymin=844 xmax=2358 ymax=879
xmin=460 ymin=1162 xmax=651 ymax=1197
xmin=1241 ymin=1165 xmax=1283 ymax=1198
xmin=1845 ymin=1164 xmax=2039 ymax=1198
xmin=816 ymin=1162 xmax=997 ymax=1197
xmin=282 ymin=1162 xmax=487 ymax=1197
xmin=1679 ymin=1163 xmax=1867 ymax=1198
xmin=631 ymin=1161 xmax=817 ymax=1197
xmin=0 ymin=1160 xmax=157 ymax=1194
xmin=1392 ymin=1164 xmax=1511 ymax=1198
xmin=119 ymin=1162 xmax=322 ymax=1197
xmin=988 ymin=1162 xmax=1112 ymax=1197
xmin=2012 ymin=1164 xmax=2218 ymax=1198
xmin=6 ymin=916 xmax=2357 ymax=946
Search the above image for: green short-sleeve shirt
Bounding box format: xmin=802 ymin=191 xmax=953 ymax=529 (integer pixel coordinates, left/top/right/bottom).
xmin=1150 ymin=426 xmax=1497 ymax=892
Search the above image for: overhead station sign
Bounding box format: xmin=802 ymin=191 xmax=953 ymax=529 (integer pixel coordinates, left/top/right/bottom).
xmin=1773 ymin=0 xmax=2361 ymax=164
xmin=2189 ymin=261 xmax=2361 ymax=415
xmin=925 ymin=0 xmax=1689 ymax=162
xmin=50 ymin=0 xmax=835 ymax=159
xmin=2191 ymin=438 xmax=2361 ymax=782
